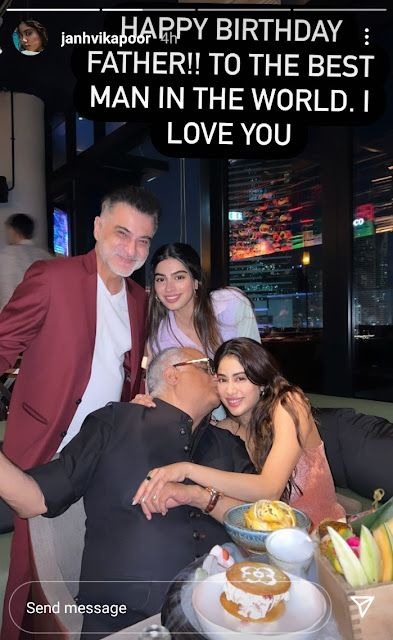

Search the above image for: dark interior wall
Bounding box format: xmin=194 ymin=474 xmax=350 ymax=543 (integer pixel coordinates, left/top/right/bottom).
xmin=47 ymin=126 xmax=204 ymax=288
xmin=139 ymin=139 xmax=202 ymax=265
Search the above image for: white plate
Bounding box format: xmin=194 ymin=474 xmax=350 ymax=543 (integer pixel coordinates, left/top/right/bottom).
xmin=192 ymin=571 xmax=327 ymax=640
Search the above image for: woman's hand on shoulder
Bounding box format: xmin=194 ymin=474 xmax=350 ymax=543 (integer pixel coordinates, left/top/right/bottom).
xmin=130 ymin=394 xmax=156 ymax=408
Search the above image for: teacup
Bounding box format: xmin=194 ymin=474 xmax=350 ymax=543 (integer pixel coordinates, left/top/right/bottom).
xmin=266 ymin=527 xmax=315 ymax=578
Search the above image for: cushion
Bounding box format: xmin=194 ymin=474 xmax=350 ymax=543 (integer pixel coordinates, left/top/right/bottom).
xmin=338 ymin=410 xmax=393 ymax=502
xmin=335 ymin=490 xmax=363 ymax=515
xmin=336 ymin=487 xmax=372 ymax=513
xmin=314 ymin=408 xmax=349 ymax=488
xmin=316 ymin=408 xmax=393 ymax=502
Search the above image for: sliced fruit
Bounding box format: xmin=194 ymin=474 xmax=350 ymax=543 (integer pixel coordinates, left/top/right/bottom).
xmin=319 ymin=537 xmax=344 ymax=574
xmin=318 ymin=519 xmax=353 ymax=540
xmin=359 ymin=525 xmax=381 ymax=583
xmin=373 ymin=524 xmax=393 ymax=583
xmin=385 ymin=516 xmax=393 ymax=538
xmin=222 ymin=548 xmax=230 ymax=561
xmin=346 ymin=535 xmax=361 ymax=558
xmin=327 ymin=526 xmax=368 ymax=588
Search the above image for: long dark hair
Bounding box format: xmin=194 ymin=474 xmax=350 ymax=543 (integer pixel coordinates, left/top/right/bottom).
xmin=18 ymin=20 xmax=48 ymax=49
xmin=148 ymin=243 xmax=222 ymax=356
xmin=214 ymin=337 xmax=312 ymax=501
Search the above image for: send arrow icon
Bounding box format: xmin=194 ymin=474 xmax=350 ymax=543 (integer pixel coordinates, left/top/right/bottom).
xmin=350 ymin=595 xmax=375 ymax=618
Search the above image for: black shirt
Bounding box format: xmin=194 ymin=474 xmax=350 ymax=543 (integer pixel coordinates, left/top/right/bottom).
xmin=28 ymin=399 xmax=252 ymax=638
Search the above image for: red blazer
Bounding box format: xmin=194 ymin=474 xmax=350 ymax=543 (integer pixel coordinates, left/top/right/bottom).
xmin=0 ymin=249 xmax=147 ymax=639
xmin=0 ymin=248 xmax=147 ymax=469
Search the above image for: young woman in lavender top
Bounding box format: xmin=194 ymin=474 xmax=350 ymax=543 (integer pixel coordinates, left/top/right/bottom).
xmin=147 ymin=243 xmax=260 ymax=359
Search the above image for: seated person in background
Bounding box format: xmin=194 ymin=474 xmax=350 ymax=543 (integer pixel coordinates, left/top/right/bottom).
xmin=148 ymin=242 xmax=260 ymax=358
xmin=0 ymin=347 xmax=253 ymax=640
xmin=133 ymin=338 xmax=345 ymax=529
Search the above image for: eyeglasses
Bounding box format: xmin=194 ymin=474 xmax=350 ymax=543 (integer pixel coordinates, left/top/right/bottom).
xmin=173 ymin=357 xmax=215 ymax=376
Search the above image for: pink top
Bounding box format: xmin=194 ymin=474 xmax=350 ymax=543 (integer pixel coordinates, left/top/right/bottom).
xmin=289 ymin=442 xmax=346 ymax=529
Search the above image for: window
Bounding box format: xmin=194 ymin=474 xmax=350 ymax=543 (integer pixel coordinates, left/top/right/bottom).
xmin=228 ymin=157 xmax=323 ymax=390
xmin=76 ymin=114 xmax=94 ymax=154
xmin=353 ymin=136 xmax=393 ymax=400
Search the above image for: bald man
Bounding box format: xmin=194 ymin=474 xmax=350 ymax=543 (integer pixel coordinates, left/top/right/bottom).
xmin=0 ymin=347 xmax=252 ymax=639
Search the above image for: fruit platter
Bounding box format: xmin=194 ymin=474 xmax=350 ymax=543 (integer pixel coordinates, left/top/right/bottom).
xmin=316 ymin=496 xmax=393 ymax=640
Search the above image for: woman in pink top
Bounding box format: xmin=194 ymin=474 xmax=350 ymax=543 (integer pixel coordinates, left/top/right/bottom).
xmin=134 ymin=338 xmax=344 ymax=529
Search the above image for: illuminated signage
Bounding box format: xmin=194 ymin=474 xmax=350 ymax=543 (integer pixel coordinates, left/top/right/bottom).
xmin=354 ymin=203 xmax=375 ymax=239
xmin=229 ymin=211 xmax=243 ymax=221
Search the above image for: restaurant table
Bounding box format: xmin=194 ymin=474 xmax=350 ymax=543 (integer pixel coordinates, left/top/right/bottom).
xmin=162 ymin=544 xmax=342 ymax=639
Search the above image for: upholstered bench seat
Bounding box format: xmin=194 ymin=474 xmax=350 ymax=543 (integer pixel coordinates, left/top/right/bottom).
xmin=315 ymin=407 xmax=393 ymax=509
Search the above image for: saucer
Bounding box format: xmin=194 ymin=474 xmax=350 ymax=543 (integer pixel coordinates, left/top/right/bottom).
xmin=192 ymin=571 xmax=327 ymax=640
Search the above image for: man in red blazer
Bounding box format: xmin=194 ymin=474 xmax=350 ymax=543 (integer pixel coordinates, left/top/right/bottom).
xmin=0 ymin=184 xmax=160 ymax=640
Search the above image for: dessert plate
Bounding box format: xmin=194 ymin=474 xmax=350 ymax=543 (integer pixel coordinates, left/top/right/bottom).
xmin=192 ymin=571 xmax=327 ymax=640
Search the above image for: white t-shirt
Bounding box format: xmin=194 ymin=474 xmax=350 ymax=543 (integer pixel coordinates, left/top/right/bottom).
xmin=58 ymin=276 xmax=131 ymax=451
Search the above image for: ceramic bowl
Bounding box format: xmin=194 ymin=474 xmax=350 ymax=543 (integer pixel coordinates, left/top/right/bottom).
xmin=223 ymin=503 xmax=311 ymax=553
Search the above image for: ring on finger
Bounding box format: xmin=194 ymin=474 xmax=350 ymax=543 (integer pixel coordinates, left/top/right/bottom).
xmin=146 ymin=474 xmax=152 ymax=481
xmin=152 ymin=494 xmax=158 ymax=501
